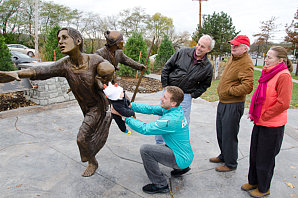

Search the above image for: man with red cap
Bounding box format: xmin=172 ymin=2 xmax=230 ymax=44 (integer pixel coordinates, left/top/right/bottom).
xmin=209 ymin=35 xmax=254 ymax=172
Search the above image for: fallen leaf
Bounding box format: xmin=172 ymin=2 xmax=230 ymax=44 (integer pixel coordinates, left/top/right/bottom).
xmin=290 ymin=193 xmax=298 ymax=197
xmin=286 ymin=182 xmax=295 ymax=188
xmin=206 ymin=141 xmax=210 ymax=143
xmin=283 ymin=179 xmax=287 ymax=181
xmin=294 ymin=175 xmax=296 ymax=178
xmin=290 ymin=166 xmax=296 ymax=169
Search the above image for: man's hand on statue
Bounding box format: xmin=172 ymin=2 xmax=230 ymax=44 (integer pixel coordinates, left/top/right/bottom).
xmin=0 ymin=71 xmax=21 ymax=83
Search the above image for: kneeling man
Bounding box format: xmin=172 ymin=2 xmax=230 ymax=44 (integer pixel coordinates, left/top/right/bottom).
xmin=113 ymin=86 xmax=194 ymax=194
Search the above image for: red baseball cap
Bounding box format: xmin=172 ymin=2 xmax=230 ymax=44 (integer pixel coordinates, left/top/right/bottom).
xmin=228 ymin=35 xmax=250 ymax=47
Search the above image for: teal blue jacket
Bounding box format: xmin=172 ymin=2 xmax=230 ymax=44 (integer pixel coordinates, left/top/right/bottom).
xmin=125 ymin=103 xmax=194 ymax=169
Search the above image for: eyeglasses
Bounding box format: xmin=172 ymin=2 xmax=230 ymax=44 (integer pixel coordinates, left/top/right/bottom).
xmin=231 ymin=44 xmax=244 ymax=48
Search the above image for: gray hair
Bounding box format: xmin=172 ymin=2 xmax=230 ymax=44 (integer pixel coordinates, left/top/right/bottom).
xmin=241 ymin=44 xmax=250 ymax=52
xmin=200 ymin=35 xmax=215 ymax=50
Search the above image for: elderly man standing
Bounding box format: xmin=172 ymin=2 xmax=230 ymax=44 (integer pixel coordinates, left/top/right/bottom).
xmin=157 ymin=35 xmax=215 ymax=145
xmin=210 ymin=35 xmax=254 ymax=172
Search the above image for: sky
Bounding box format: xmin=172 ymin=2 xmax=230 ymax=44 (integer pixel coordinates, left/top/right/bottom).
xmin=50 ymin=0 xmax=297 ymax=43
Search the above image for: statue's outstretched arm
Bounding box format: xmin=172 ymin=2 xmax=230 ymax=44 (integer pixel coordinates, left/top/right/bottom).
xmin=0 ymin=69 xmax=36 ymax=83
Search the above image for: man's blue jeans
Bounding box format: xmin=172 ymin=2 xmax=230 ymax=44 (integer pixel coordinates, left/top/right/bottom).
xmin=155 ymin=93 xmax=192 ymax=144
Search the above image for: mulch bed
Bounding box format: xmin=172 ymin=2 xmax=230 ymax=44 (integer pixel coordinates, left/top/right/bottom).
xmin=0 ymin=76 xmax=162 ymax=112
xmin=0 ymin=92 xmax=36 ymax=112
xmin=117 ymin=76 xmax=163 ymax=93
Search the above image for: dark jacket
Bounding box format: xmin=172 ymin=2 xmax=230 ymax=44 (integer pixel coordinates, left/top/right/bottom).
xmin=110 ymin=96 xmax=135 ymax=117
xmin=161 ymin=47 xmax=213 ymax=98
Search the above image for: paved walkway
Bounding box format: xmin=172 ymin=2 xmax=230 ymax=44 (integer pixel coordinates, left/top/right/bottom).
xmin=0 ymin=90 xmax=297 ymax=198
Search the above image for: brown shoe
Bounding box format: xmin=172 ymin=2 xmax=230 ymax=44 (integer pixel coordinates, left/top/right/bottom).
xmin=249 ymin=188 xmax=270 ymax=197
xmin=241 ymin=183 xmax=257 ymax=191
xmin=209 ymin=157 xmax=224 ymax=163
xmin=215 ymin=165 xmax=236 ymax=172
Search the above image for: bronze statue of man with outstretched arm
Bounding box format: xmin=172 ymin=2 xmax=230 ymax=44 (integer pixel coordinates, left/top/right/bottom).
xmin=0 ymin=27 xmax=115 ymax=177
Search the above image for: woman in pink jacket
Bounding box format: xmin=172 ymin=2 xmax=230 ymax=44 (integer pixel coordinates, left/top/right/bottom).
xmin=241 ymin=46 xmax=293 ymax=198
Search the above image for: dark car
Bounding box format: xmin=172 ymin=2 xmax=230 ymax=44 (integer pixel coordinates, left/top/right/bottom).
xmin=10 ymin=50 xmax=38 ymax=69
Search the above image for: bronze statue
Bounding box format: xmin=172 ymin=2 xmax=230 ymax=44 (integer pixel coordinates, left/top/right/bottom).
xmin=95 ymin=30 xmax=146 ymax=82
xmin=0 ymin=27 xmax=115 ymax=177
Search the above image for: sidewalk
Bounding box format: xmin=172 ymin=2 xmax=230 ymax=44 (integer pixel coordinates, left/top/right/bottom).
xmin=0 ymin=91 xmax=297 ymax=198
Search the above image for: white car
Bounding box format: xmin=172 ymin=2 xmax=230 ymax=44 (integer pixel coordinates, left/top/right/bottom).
xmin=7 ymin=44 xmax=36 ymax=57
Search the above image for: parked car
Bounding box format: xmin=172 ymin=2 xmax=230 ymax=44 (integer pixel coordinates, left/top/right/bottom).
xmin=10 ymin=51 xmax=38 ymax=69
xmin=7 ymin=44 xmax=36 ymax=57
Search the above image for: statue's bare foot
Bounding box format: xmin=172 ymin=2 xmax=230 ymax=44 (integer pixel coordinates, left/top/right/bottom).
xmin=81 ymin=157 xmax=98 ymax=177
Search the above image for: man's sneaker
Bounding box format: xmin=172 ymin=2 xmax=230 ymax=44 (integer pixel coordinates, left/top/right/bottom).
xmin=123 ymin=129 xmax=131 ymax=135
xmin=142 ymin=184 xmax=169 ymax=194
xmin=209 ymin=157 xmax=224 ymax=163
xmin=215 ymin=165 xmax=236 ymax=172
xmin=171 ymin=167 xmax=191 ymax=177
xmin=249 ymin=188 xmax=270 ymax=198
xmin=241 ymin=183 xmax=257 ymax=191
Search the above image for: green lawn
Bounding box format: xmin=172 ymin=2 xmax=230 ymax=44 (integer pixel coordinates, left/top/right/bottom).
xmin=201 ymin=69 xmax=298 ymax=109
xmin=255 ymin=65 xmax=298 ymax=80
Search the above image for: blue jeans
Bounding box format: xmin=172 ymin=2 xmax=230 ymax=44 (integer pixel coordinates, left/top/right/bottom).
xmin=155 ymin=93 xmax=192 ymax=144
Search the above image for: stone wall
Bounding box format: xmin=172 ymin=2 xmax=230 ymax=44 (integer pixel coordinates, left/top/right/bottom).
xmin=19 ymin=62 xmax=75 ymax=106
xmin=24 ymin=77 xmax=75 ymax=106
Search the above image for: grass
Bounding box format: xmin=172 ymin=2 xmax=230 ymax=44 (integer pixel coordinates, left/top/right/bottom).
xmin=201 ymin=69 xmax=298 ymax=109
xmin=255 ymin=65 xmax=298 ymax=80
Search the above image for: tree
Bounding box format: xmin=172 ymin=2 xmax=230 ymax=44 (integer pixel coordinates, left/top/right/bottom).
xmin=0 ymin=36 xmax=15 ymax=71
xmin=0 ymin=0 xmax=21 ymax=34
xmin=42 ymin=25 xmax=65 ymax=61
xmin=118 ymin=7 xmax=149 ymax=38
xmin=118 ymin=32 xmax=149 ymax=77
xmin=154 ymin=35 xmax=175 ymax=71
xmin=192 ymin=11 xmax=239 ymax=55
xmin=253 ymin=16 xmax=277 ymax=56
xmin=285 ymin=9 xmax=298 ymax=76
xmin=168 ymin=29 xmax=191 ymax=50
xmin=146 ymin=13 xmax=173 ymax=47
xmin=79 ymin=12 xmax=103 ymax=53
xmin=285 ymin=9 xmax=298 ymax=55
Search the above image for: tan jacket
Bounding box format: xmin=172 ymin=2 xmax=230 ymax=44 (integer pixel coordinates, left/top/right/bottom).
xmin=217 ymin=52 xmax=254 ymax=103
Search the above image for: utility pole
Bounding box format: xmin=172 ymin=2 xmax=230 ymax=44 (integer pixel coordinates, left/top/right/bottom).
xmin=192 ymin=0 xmax=208 ymax=28
xmin=34 ymin=0 xmax=39 ymax=59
